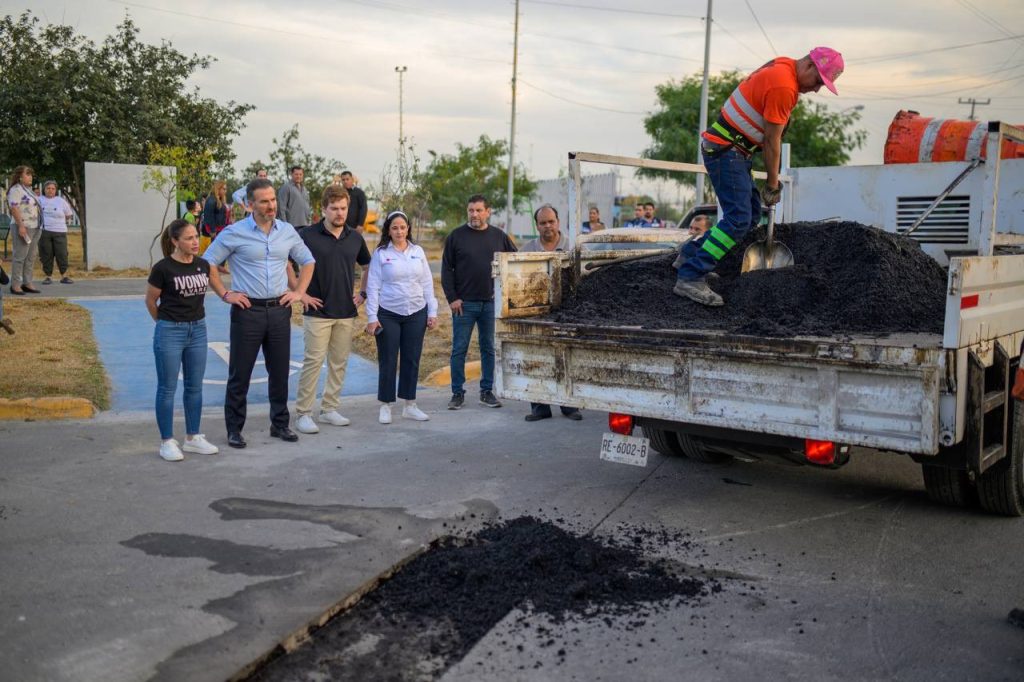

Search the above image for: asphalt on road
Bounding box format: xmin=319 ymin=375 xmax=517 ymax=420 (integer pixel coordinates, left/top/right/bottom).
xmin=2 ymin=395 xmax=1023 ymax=682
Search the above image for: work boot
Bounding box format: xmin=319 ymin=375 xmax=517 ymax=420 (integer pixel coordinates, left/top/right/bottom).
xmin=673 ymin=279 xmax=724 ymax=307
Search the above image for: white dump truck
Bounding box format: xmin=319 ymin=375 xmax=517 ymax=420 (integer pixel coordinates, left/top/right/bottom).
xmin=494 ymin=122 xmax=1024 ymax=516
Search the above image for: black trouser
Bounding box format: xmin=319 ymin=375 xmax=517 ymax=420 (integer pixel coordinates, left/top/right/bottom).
xmin=225 ymin=302 xmax=292 ymax=433
xmin=39 ymin=231 xmax=68 ymax=276
xmin=375 ymin=306 xmax=427 ymax=403
xmin=529 ymin=403 xmax=580 ymax=417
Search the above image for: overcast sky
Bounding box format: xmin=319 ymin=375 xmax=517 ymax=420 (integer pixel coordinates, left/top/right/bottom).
xmin=7 ymin=0 xmax=1023 ymax=199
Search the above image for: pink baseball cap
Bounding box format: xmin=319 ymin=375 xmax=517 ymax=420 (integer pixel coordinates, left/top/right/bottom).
xmin=809 ymin=46 xmax=844 ymax=95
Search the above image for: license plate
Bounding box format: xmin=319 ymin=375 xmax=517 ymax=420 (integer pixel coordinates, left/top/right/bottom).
xmin=599 ymin=432 xmax=650 ymax=467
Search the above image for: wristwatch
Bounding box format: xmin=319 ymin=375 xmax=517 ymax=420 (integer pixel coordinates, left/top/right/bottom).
xmin=360 ymin=291 xmax=367 ymax=298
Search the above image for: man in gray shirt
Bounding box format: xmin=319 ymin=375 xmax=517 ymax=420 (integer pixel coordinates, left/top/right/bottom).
xmin=519 ymin=204 xmax=582 ymax=422
xmin=277 ymin=165 xmax=311 ymax=226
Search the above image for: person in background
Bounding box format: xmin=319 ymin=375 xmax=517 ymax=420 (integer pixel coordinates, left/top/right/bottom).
xmin=145 ymin=219 xmax=220 ymax=462
xmin=365 ymin=210 xmax=438 ymax=424
xmin=203 ymin=178 xmax=315 ymax=449
xmin=6 ymin=165 xmax=42 ymax=295
xmin=183 ymin=200 xmax=201 ymax=225
xmin=624 ymin=203 xmax=649 ymax=228
xmin=202 ymin=180 xmax=230 ymax=241
xmin=441 ymin=194 xmax=517 ymax=410
xmin=672 ymin=213 xmax=713 ymax=270
xmin=277 ymin=165 xmax=311 ymax=227
xmin=293 ymin=185 xmax=371 ymax=434
xmin=518 ymin=205 xmax=582 ymax=422
xmin=581 ymin=206 xmax=605 ymax=234
xmin=231 ymin=168 xmax=267 ymax=215
xmin=340 ymin=171 xmax=368 ymax=234
xmin=37 ymin=180 xmax=75 ymax=285
xmin=644 ymin=202 xmax=664 ymax=228
xmin=0 ymin=265 xmax=11 ymax=334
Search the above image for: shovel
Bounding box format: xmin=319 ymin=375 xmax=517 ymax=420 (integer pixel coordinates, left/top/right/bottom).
xmin=741 ymin=205 xmax=794 ymax=273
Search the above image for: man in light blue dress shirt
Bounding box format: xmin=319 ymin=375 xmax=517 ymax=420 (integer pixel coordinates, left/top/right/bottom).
xmin=203 ymin=178 xmax=316 ymax=448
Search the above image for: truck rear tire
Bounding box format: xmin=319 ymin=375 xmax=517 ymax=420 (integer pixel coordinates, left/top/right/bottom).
xmin=921 ymin=464 xmax=976 ymax=508
xmin=976 ymin=400 xmax=1024 ymax=517
xmin=676 ymin=432 xmax=731 ymax=463
xmin=642 ymin=426 xmax=686 ymax=457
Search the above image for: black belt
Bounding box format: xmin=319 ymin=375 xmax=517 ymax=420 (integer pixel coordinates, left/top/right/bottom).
xmin=246 ymin=297 xmax=283 ymax=307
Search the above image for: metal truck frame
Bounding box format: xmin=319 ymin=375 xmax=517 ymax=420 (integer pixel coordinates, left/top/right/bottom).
xmin=494 ymin=122 xmax=1024 ymax=516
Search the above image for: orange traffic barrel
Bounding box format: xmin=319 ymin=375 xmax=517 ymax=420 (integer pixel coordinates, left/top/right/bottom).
xmin=884 ymin=110 xmax=1024 ymax=164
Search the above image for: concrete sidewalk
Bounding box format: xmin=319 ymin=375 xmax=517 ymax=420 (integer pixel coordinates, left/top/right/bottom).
xmin=0 ymin=391 xmax=619 ymax=682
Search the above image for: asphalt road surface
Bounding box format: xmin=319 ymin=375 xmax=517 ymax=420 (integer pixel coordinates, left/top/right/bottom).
xmin=1 ymin=392 xmax=1022 ymax=681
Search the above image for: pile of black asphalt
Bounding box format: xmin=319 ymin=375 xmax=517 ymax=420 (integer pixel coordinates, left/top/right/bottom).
xmin=249 ymin=516 xmax=722 ymax=681
xmin=552 ymin=222 xmax=948 ymax=337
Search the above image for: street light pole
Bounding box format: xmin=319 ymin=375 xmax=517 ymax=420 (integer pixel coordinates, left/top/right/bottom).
xmin=395 ymin=65 xmax=408 ymax=190
xmin=507 ymin=0 xmax=520 ymax=232
xmin=695 ymin=0 xmax=713 ymax=206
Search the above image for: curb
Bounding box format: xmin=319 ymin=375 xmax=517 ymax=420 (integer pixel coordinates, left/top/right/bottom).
xmin=423 ymin=361 xmax=481 ymax=388
xmin=0 ymin=397 xmax=98 ymax=421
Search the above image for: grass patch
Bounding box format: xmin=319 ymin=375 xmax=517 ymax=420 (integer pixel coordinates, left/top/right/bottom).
xmin=0 ymin=299 xmax=110 ymax=409
xmin=290 ymin=274 xmax=478 ymax=377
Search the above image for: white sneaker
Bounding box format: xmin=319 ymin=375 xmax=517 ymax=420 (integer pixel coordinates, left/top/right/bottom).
xmin=182 ymin=434 xmax=219 ymax=455
xmin=159 ymin=439 xmax=184 ymax=462
xmin=295 ymin=414 xmax=320 ymax=434
xmin=402 ymin=403 xmax=430 ymax=421
xmin=319 ymin=410 xmax=351 ymax=427
xmin=379 ymin=404 xmax=392 ymax=424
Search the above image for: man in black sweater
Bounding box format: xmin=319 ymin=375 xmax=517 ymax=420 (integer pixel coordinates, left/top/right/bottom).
xmin=341 ymin=171 xmax=368 ymax=233
xmin=441 ymin=194 xmax=517 ymax=410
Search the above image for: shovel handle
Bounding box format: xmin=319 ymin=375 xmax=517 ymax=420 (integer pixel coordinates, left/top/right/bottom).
xmin=765 ymin=205 xmax=776 ymax=249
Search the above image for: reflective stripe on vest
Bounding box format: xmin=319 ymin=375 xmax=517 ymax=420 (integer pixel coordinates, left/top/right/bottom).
xmin=722 ymin=88 xmax=766 ymax=145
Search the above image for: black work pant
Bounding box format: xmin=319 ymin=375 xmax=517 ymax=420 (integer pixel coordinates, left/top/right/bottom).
xmin=529 ymin=403 xmax=580 ymax=417
xmin=374 ymin=306 xmax=427 ymax=403
xmin=225 ymin=303 xmax=292 ymax=433
xmin=39 ymin=231 xmax=68 ymax=276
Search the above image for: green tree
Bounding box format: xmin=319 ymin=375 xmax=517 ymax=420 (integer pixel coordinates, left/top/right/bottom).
xmin=0 ymin=12 xmax=253 ymax=260
xmin=264 ymin=124 xmax=345 ymax=212
xmin=413 ymin=135 xmax=538 ymax=230
xmin=141 ymin=143 xmax=214 ymax=266
xmin=640 ymin=71 xmax=866 ymax=197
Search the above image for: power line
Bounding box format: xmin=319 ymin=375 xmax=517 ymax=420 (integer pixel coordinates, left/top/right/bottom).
xmin=742 ymin=0 xmax=777 ymax=55
xmin=521 ymin=0 xmax=700 ymax=18
xmin=519 ymin=79 xmax=647 ymax=115
xmin=956 ymin=0 xmax=1022 ymax=42
xmin=711 ymin=19 xmax=768 ymax=63
xmin=849 ymin=34 xmax=1024 ymax=64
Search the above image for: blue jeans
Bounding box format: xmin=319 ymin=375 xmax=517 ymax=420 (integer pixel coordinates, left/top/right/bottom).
xmin=450 ymin=300 xmax=495 ymax=394
xmin=153 ymin=319 xmax=208 ymax=440
xmin=678 ymin=146 xmax=761 ymax=282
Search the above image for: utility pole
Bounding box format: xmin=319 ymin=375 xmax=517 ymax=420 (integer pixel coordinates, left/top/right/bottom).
xmin=395 ymin=66 xmax=408 ymax=191
xmin=958 ymin=97 xmax=990 ymax=121
xmin=694 ymin=0 xmax=713 ymax=206
xmin=507 ymin=0 xmax=520 ymax=232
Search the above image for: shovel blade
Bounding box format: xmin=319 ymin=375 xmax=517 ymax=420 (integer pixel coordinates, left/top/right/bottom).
xmin=741 ymin=241 xmax=795 ymax=273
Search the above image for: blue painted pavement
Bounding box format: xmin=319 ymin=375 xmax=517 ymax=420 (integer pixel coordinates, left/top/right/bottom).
xmin=75 ymin=297 xmax=378 ymax=412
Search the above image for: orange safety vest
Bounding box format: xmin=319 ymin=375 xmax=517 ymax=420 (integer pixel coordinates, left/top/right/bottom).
xmin=704 ymin=58 xmax=800 ymax=155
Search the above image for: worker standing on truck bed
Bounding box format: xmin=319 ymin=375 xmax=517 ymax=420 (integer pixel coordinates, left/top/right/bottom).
xmin=674 ymin=47 xmax=844 ymax=307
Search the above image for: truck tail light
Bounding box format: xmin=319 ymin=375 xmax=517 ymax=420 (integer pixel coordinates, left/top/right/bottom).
xmin=608 ymin=413 xmax=634 ymax=435
xmin=804 ymin=439 xmax=836 ymax=465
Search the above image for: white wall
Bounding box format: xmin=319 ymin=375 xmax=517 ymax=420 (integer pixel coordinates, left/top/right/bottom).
xmin=85 ymin=162 xmax=175 ymax=270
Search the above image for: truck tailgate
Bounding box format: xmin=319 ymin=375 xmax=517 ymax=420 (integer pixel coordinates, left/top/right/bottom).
xmin=496 ymin=320 xmax=945 ymax=455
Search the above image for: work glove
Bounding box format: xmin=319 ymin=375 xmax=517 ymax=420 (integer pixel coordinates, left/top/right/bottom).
xmin=760 ymin=183 xmax=782 ymax=206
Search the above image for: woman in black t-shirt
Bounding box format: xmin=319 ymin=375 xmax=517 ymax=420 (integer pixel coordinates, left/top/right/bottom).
xmin=145 ymin=220 xmax=218 ymax=462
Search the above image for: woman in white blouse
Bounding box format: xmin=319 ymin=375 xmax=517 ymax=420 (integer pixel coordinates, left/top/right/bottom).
xmin=365 ymin=211 xmax=438 ymax=424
